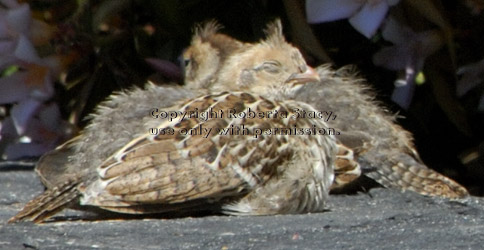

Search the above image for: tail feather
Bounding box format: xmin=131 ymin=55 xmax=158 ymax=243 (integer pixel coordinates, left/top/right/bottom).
xmin=365 ymin=153 xmax=469 ymax=199
xmin=8 ymin=180 xmax=81 ymax=223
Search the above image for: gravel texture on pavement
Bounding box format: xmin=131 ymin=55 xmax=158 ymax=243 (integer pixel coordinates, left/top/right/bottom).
xmin=1 ymin=170 xmax=483 ymax=250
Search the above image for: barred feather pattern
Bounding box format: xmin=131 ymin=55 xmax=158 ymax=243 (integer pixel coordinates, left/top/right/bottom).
xmin=81 ymin=91 xmax=337 ymax=215
xmin=296 ymin=65 xmax=469 ymax=198
xmin=10 ymin=91 xmax=337 ymax=223
xmin=8 ymin=179 xmax=80 ymax=223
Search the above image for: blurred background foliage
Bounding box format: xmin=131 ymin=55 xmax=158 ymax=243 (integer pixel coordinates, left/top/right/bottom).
xmin=0 ymin=0 xmax=483 ymax=195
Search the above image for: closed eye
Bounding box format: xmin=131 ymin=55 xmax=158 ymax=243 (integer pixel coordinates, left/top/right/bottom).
xmin=255 ymin=61 xmax=281 ymax=74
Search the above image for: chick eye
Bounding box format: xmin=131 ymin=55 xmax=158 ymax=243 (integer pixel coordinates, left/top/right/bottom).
xmin=184 ymin=58 xmax=191 ymax=68
xmin=180 ymin=49 xmax=192 ymax=70
xmin=257 ymin=61 xmax=281 ymax=74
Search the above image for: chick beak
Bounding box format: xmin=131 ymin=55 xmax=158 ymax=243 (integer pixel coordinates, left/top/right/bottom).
xmin=285 ymin=66 xmax=320 ymax=85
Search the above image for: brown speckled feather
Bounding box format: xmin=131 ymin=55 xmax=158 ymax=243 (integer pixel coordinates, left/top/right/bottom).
xmin=79 ymin=92 xmax=336 ymax=215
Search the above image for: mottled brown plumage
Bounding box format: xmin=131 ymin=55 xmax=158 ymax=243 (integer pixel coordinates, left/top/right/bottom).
xmin=10 ymin=21 xmax=337 ymax=223
xmin=295 ymin=66 xmax=469 ymax=198
xmin=81 ymin=91 xmax=335 ymax=216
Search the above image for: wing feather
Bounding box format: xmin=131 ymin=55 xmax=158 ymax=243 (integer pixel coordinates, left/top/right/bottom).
xmin=81 ymin=92 xmax=296 ymax=212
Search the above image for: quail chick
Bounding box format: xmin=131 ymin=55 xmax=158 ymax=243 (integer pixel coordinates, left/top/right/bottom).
xmin=175 ymin=21 xmax=468 ymax=198
xmin=177 ymin=20 xmax=362 ymax=191
xmin=10 ymin=21 xmax=336 ymax=223
xmin=183 ymin=20 xmax=248 ymax=89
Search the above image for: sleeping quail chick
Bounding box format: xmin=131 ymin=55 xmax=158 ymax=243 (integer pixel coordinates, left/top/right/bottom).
xmin=200 ymin=21 xmax=362 ymax=191
xmin=9 ymin=20 xmax=336 ymax=223
xmin=179 ymin=21 xmax=468 ymax=198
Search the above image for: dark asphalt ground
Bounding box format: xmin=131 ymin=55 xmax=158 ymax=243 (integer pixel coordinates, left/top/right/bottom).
xmin=1 ymin=170 xmax=483 ymax=250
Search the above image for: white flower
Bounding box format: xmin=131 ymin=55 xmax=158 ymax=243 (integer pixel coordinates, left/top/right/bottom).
xmin=0 ymin=1 xmax=69 ymax=159
xmin=0 ymin=35 xmax=60 ymax=133
xmin=372 ymin=17 xmax=444 ymax=109
xmin=457 ymin=59 xmax=484 ymax=111
xmin=1 ymin=103 xmax=74 ymax=159
xmin=306 ymin=0 xmax=400 ymax=38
